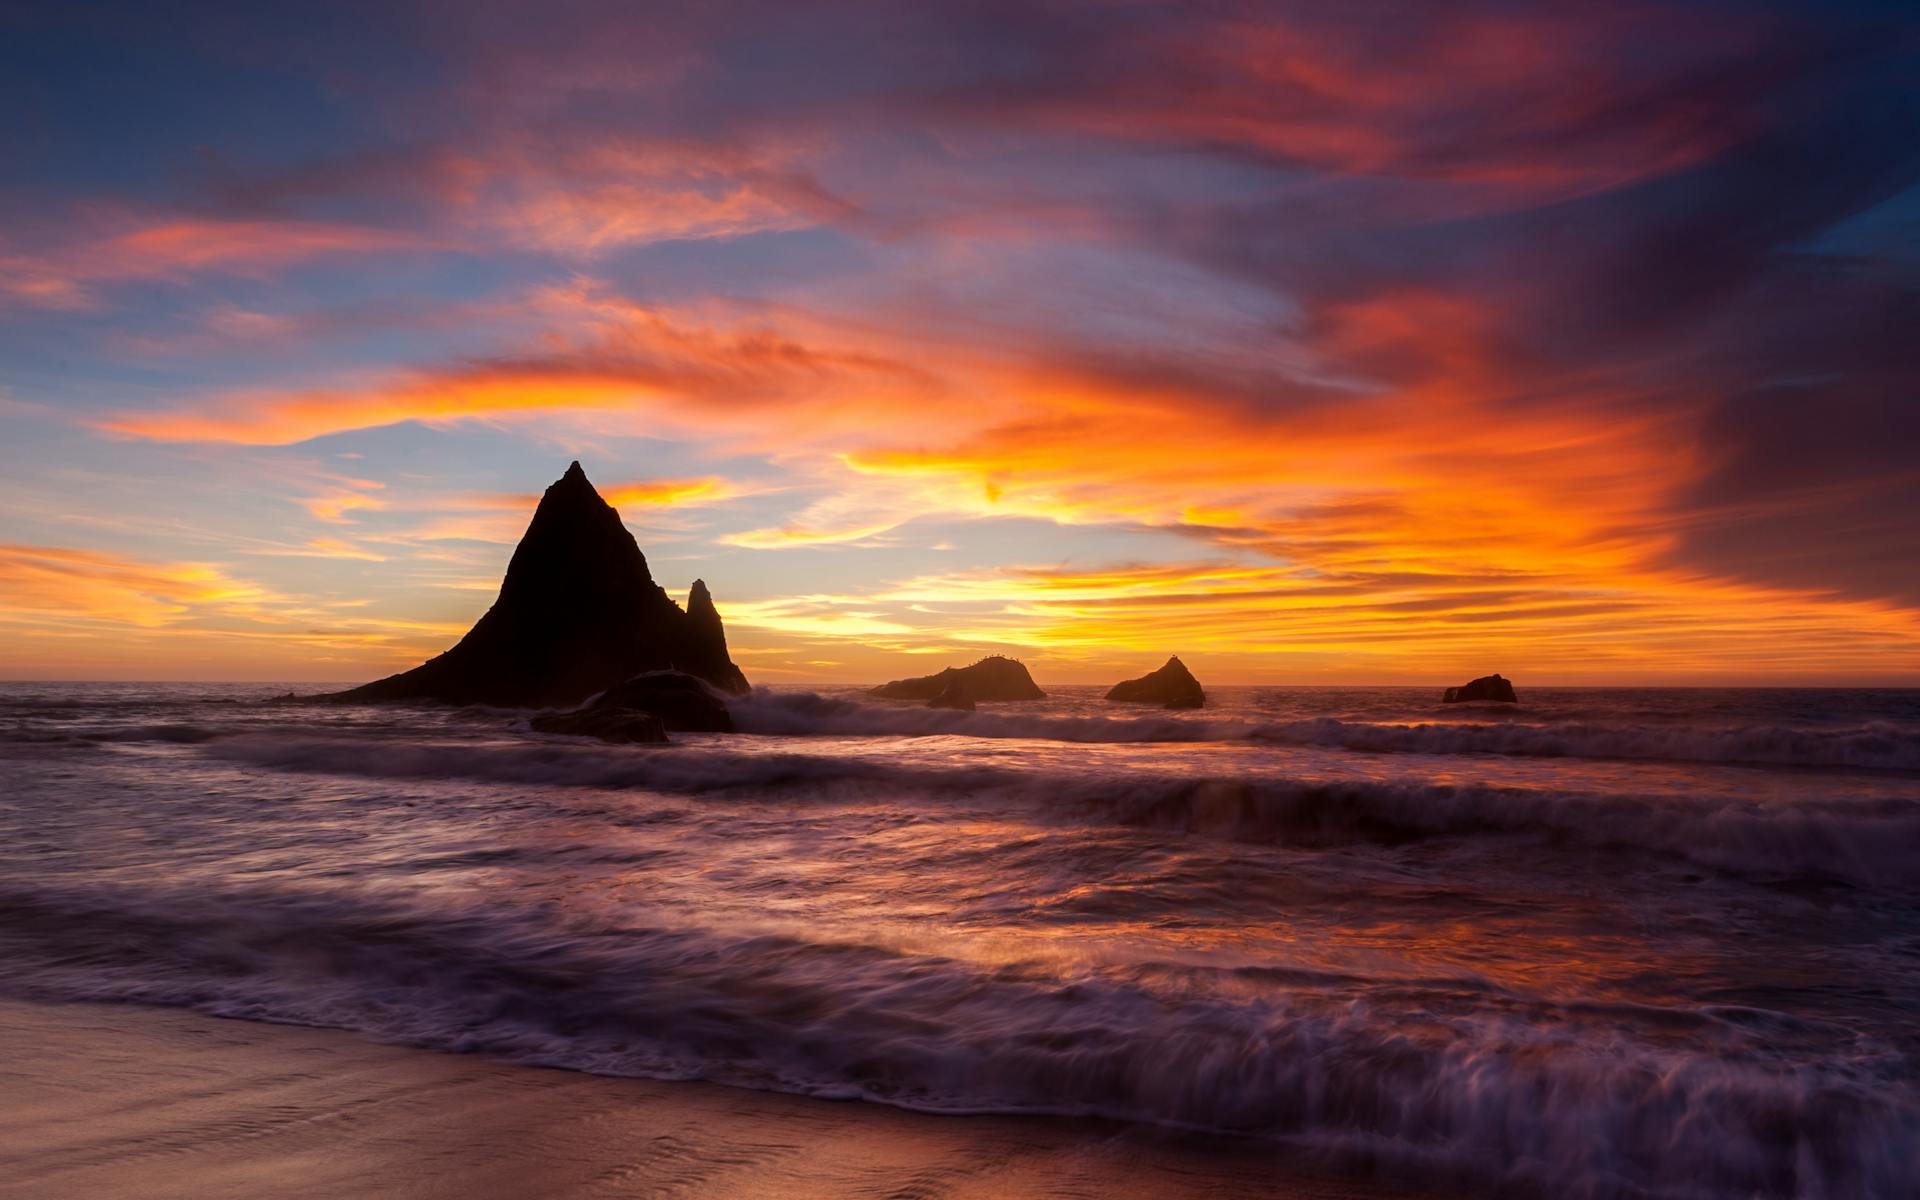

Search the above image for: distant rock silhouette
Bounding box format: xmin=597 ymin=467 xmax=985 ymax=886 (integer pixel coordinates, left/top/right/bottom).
xmin=1105 ymin=656 xmax=1204 ymax=709
xmin=326 ymin=462 xmax=749 ymax=708
xmin=926 ymin=677 xmax=976 ymax=711
xmin=532 ymin=670 xmax=733 ymax=739
xmin=870 ymin=656 xmax=1045 ymax=702
xmin=1442 ymin=673 xmax=1518 ymax=703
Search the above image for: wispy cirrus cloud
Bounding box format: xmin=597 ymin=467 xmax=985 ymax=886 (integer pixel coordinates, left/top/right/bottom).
xmin=92 ymin=286 xmax=952 ymax=447
xmin=299 ymin=478 xmax=388 ymax=524
xmin=0 ymin=543 xmax=324 ymax=638
xmin=0 ymin=215 xmax=424 ymax=309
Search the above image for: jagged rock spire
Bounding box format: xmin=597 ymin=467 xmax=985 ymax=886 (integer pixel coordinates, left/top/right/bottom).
xmin=678 ymin=579 xmax=749 ymax=695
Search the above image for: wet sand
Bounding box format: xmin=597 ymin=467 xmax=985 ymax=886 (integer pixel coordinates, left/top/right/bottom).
xmin=0 ymin=999 xmax=1462 ymax=1199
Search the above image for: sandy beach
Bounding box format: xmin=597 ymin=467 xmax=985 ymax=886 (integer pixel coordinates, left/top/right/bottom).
xmin=0 ymin=999 xmax=1463 ymax=1200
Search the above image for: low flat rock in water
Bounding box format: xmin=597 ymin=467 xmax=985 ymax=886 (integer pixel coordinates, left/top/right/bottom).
xmin=529 ymin=671 xmax=733 ymax=742
xmin=1442 ymin=673 xmax=1518 ymax=703
xmin=530 ymin=706 xmax=668 ymax=744
xmin=592 ymin=671 xmax=735 ymax=732
xmin=1106 ymin=657 xmax=1205 ymax=709
xmin=871 ymin=656 xmax=1044 ymax=702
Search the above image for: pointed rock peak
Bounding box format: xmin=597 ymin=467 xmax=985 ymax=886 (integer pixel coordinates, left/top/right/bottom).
xmin=509 ymin=462 xmax=651 ymax=594
xmin=542 ymin=460 xmax=603 ymax=506
xmin=674 ymin=576 xmax=750 ymax=696
xmin=324 ymin=459 xmax=750 ymax=707
xmin=521 ymin=464 xmax=616 ymax=540
xmin=324 ymin=460 xmax=689 ymax=707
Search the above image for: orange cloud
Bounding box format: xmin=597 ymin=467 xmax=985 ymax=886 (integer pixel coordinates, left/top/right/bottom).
xmin=494 ymin=180 xmax=810 ymax=254
xmin=721 ymin=520 xmax=905 ymax=549
xmin=432 ymin=135 xmax=857 ymax=255
xmin=438 ymin=475 xmax=746 ymax=514
xmin=0 ymin=544 xmax=290 ymax=629
xmin=0 ymin=543 xmax=481 ymax=681
xmin=721 ymin=595 xmax=921 ymax=641
xmin=301 ymin=485 xmax=389 ymax=524
xmin=0 ymin=216 xmax=421 ymax=309
xmin=702 ymin=553 xmax=1920 ymax=684
xmin=900 ymin=559 xmax=1919 ymax=674
xmin=62 ymin=281 xmax=1920 ymax=682
xmin=94 ymin=290 xmax=957 ymax=447
xmin=602 ymin=477 xmax=746 ymax=508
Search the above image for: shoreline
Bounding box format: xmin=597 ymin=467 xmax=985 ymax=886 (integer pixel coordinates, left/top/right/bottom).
xmin=0 ymin=998 xmax=1466 ymax=1199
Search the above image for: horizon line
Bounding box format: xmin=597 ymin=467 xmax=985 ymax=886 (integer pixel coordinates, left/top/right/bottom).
xmin=4 ymin=677 xmax=1918 ymax=691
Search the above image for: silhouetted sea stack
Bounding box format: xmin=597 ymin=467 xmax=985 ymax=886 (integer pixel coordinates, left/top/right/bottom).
xmin=1105 ymin=656 xmax=1204 ymax=709
xmin=926 ymin=677 xmax=975 ymax=711
xmin=871 ymin=656 xmax=1045 ymax=702
xmin=1442 ymin=673 xmax=1517 ymax=703
xmin=326 ymin=462 xmax=749 ymax=708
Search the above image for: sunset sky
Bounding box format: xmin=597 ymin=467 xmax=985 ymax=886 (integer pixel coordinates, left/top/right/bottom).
xmin=3 ymin=0 xmax=1917 ymax=684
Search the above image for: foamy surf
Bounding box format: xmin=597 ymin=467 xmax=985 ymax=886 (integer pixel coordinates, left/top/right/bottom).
xmin=731 ymin=688 xmax=1920 ymax=770
xmin=204 ymin=731 xmax=1920 ymax=887
xmin=3 ymin=881 xmax=1915 ymax=1200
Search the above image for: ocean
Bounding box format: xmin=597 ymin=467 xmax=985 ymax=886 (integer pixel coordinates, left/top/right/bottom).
xmin=2 ymin=682 xmax=1917 ymax=1198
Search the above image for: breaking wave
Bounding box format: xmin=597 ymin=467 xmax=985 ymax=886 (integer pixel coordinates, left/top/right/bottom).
xmin=1248 ymin=717 xmax=1920 ymax=772
xmin=0 ymin=882 xmax=1909 ymax=1200
xmin=731 ymin=688 xmax=1217 ymax=742
xmin=207 ymin=734 xmax=1920 ymax=887
xmin=730 ymin=689 xmax=1920 ymax=770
